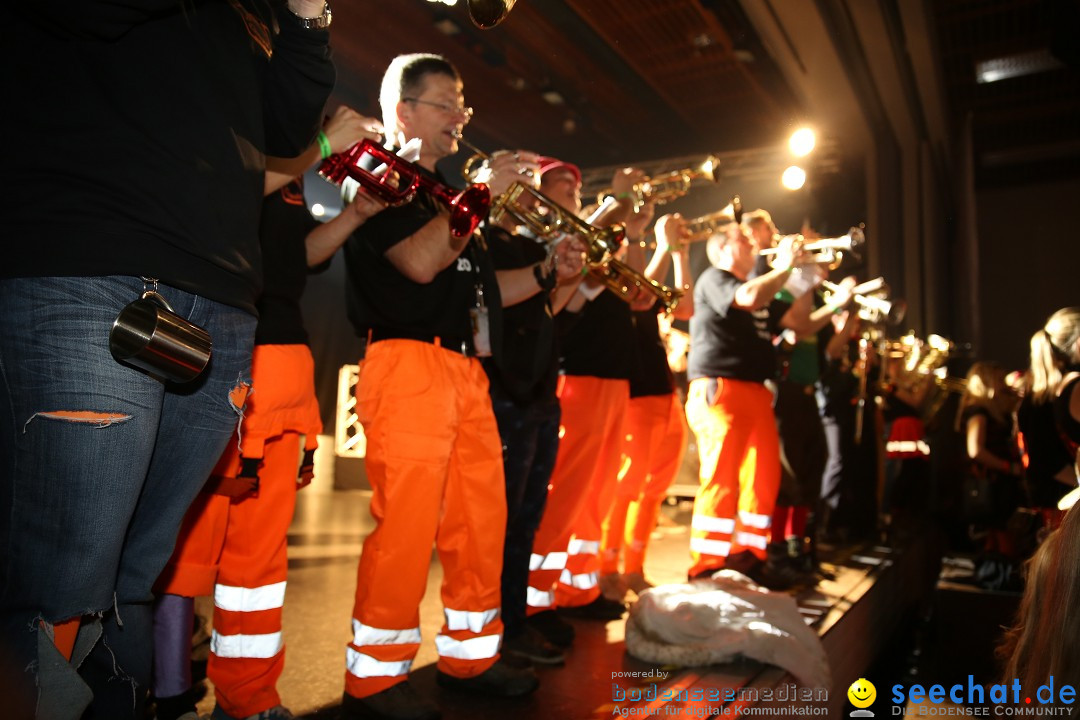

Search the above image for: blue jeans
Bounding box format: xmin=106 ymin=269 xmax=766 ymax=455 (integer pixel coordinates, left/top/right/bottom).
xmin=0 ymin=276 xmax=256 ymax=720
xmin=491 ymin=396 xmax=560 ymax=638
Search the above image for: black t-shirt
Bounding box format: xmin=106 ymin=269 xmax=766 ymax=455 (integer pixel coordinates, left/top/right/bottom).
xmin=961 ymin=406 xmax=1017 ymax=463
xmin=4 ymin=2 xmax=335 ymax=314
xmin=557 ymin=290 xmax=637 ymax=380
xmin=1017 ymin=396 xmax=1073 ymax=506
xmin=687 ymin=268 xmax=778 ymax=383
xmin=629 ymin=302 xmax=674 ymax=398
xmin=343 ymin=164 xmax=500 ymax=350
xmin=1053 ymin=374 xmax=1080 ymax=453
xmin=255 ymin=180 xmax=323 ymax=346
xmin=482 ymin=226 xmax=559 ymax=405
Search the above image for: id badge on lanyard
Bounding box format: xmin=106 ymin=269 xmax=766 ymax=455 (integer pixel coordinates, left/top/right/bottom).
xmin=467 ymin=240 xmax=492 ymax=357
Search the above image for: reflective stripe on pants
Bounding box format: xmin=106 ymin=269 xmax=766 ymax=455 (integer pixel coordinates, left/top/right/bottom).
xmin=685 ymin=377 xmax=779 ymax=577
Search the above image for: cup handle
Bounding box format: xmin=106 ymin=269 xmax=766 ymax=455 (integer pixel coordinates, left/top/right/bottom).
xmin=141 ymin=290 xmax=176 ymax=313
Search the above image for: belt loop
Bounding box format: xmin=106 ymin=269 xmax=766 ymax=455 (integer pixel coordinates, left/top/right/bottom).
xmin=434 ymin=336 xmax=443 ymax=349
xmin=366 ymin=328 xmax=372 ymax=344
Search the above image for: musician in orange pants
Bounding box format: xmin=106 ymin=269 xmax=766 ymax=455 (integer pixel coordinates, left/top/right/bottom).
xmin=151 ymin=105 xmax=387 ymax=720
xmin=339 ymin=54 xmax=540 ymax=720
xmin=600 ymin=212 xmax=693 ymax=597
xmin=601 ymin=393 xmax=687 ymax=592
xmin=684 ymin=217 xmax=824 ymax=587
xmin=523 ymin=161 xmax=642 ymax=644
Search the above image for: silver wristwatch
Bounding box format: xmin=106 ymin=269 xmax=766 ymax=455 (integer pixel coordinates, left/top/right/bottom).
xmin=292 ymin=1 xmax=332 ymax=30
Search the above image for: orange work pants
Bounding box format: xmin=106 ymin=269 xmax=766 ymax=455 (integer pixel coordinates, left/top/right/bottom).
xmin=601 ymin=393 xmax=687 ymax=575
xmin=526 ymin=375 xmax=629 ymax=613
xmin=157 ymin=344 xmax=321 ymax=719
xmin=345 ymin=340 xmax=506 ymax=700
xmin=684 ymin=377 xmax=780 ymax=578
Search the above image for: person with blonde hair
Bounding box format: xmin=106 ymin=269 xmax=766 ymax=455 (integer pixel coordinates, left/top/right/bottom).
xmin=1017 ymin=307 xmax=1080 ymax=523
xmin=998 ymin=504 xmax=1080 ymax=705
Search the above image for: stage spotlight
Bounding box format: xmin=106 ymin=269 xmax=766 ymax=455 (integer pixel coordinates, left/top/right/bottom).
xmin=789 ymin=127 xmax=815 ymax=157
xmin=782 ymin=166 xmax=806 ymax=190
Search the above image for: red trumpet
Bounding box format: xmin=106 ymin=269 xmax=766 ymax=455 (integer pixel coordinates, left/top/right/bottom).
xmin=318 ymin=139 xmax=491 ymax=239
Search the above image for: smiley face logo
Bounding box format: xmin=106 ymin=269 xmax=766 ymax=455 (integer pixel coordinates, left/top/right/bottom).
xmin=848 ymin=678 xmax=876 ymax=709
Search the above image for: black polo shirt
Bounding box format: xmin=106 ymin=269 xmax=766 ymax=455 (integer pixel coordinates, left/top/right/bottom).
xmin=687 ymin=267 xmax=777 ymax=383
xmin=629 ymin=302 xmax=674 ymax=398
xmin=482 ymin=226 xmax=559 ymax=405
xmin=557 ymin=289 xmax=637 ymax=380
xmin=255 ymin=179 xmax=324 ymax=346
xmin=343 ymin=164 xmax=499 ymax=349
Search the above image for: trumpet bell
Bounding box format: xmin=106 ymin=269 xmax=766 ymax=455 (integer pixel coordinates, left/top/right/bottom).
xmin=596 ymin=154 xmax=724 ymax=209
xmin=685 ymin=196 xmax=742 ymax=242
xmin=467 ymin=0 xmax=517 ymax=28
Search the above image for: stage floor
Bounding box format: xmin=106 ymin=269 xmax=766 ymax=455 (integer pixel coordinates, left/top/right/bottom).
xmin=182 ymin=449 xmax=945 ymax=720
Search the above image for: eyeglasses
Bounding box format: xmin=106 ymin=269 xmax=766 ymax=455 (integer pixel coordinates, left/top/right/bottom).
xmin=402 ymin=97 xmax=474 ymax=120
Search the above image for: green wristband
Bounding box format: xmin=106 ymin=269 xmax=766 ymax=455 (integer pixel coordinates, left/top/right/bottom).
xmin=317 ymin=131 xmax=332 ymax=160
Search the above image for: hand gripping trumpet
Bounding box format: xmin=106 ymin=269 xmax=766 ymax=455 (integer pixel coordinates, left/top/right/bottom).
xmin=318 ymin=139 xmax=491 ymax=239
xmin=821 ymin=277 xmax=907 ymax=326
xmin=596 ymin=155 xmax=723 ymax=210
xmin=578 ymin=199 xmax=684 ymax=314
xmin=454 ymin=130 xmax=537 ymax=187
xmin=759 ymin=225 xmax=866 ymax=267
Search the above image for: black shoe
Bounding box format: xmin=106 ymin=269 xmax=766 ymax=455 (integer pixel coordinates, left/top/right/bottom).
xmin=525 ymin=610 xmax=574 ymax=648
xmin=152 ymin=691 xmax=198 ymax=720
xmin=436 ymin=660 xmax=539 ymax=697
xmin=751 ymin=543 xmax=818 ymax=591
xmin=341 ymin=683 xmax=440 ymax=720
xmin=502 ymin=627 xmax=566 ymax=666
xmin=557 ymin=595 xmax=626 ymax=621
xmin=722 ymin=550 xmax=765 ymax=579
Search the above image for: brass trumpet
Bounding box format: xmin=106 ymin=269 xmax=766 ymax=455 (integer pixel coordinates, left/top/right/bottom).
xmin=454 ymin=131 xmax=536 ymax=187
xmin=592 ymin=257 xmax=685 ymax=314
xmin=758 ymin=226 xmax=865 ymax=260
xmin=821 ymin=279 xmax=906 ymax=325
xmin=684 ymin=196 xmax=744 ymax=242
xmin=489 ymin=181 xmax=622 ymax=260
xmin=318 ymin=139 xmax=491 ymax=239
xmin=596 ymin=155 xmax=723 ymax=210
xmin=490 ymin=180 xmax=684 ymax=313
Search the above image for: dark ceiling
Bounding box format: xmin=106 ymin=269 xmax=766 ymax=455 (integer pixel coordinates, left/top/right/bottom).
xmin=324 ymin=0 xmax=1079 ymax=194
xmin=934 ymin=0 xmax=1080 ymax=186
xmin=329 ymin=0 xmax=804 ymax=169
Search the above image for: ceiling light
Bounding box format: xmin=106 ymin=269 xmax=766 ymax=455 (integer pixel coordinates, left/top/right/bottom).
xmin=691 ymin=33 xmax=715 ymax=49
xmin=789 ymin=127 xmax=816 ymax=157
xmin=426 ymin=0 xmax=458 ymax=5
xmin=434 ymin=18 xmax=461 ymax=34
xmin=541 ymin=90 xmax=565 ymax=105
xmin=975 ymin=49 xmax=1063 ymax=84
xmin=782 ymin=166 xmax=806 ymax=190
